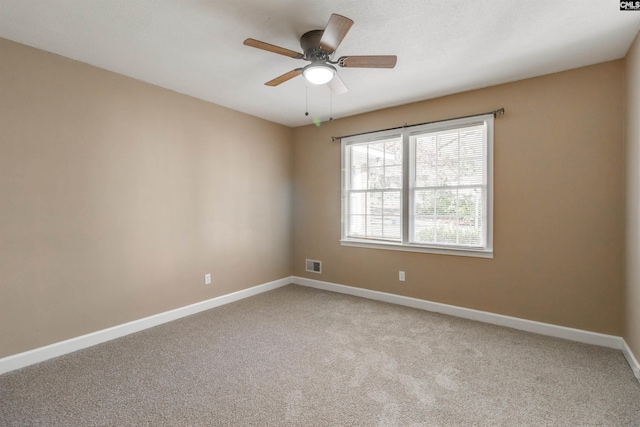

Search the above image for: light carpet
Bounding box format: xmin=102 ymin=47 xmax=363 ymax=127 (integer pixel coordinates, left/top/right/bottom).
xmin=1 ymin=284 xmax=639 ymax=426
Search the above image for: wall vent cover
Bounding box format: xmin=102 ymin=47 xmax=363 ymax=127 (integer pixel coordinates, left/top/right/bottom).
xmin=305 ymin=259 xmax=322 ymax=274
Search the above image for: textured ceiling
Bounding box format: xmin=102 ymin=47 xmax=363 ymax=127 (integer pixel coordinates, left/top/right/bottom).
xmin=1 ymin=0 xmax=639 ymax=127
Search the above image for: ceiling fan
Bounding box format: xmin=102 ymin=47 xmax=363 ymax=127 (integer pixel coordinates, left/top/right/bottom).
xmin=243 ymin=13 xmax=397 ymax=95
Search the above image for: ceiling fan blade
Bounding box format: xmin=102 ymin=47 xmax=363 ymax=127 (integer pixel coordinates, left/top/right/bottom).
xmin=339 ymin=55 xmax=397 ymax=68
xmin=265 ymin=68 xmax=303 ymax=86
xmin=327 ymin=74 xmax=348 ymax=95
xmin=319 ymin=14 xmax=354 ymax=53
xmin=243 ymin=38 xmax=303 ymax=59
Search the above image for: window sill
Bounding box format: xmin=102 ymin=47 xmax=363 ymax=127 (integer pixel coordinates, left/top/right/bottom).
xmin=340 ymin=239 xmax=494 ymax=259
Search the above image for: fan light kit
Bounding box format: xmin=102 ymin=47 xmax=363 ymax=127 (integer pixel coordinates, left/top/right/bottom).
xmin=243 ymin=13 xmax=397 ymax=95
xmin=303 ymin=63 xmax=336 ymax=85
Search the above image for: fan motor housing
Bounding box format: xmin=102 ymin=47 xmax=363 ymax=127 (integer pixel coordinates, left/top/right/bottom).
xmin=300 ymin=29 xmax=332 ymax=59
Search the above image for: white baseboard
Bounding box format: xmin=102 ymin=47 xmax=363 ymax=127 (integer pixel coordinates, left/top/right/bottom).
xmin=4 ymin=275 xmax=639 ymax=383
xmin=622 ymin=339 xmax=640 ymax=381
xmin=293 ymin=276 xmax=623 ymax=350
xmin=295 ymin=276 xmax=640 ymax=382
xmin=0 ymin=276 xmax=292 ymax=375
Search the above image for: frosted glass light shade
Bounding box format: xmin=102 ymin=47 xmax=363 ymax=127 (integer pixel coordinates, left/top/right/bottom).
xmin=303 ymin=64 xmax=336 ymax=85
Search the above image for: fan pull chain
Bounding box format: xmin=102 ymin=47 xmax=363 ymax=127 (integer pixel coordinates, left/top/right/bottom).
xmin=305 ymin=84 xmax=309 ymax=116
xmin=329 ymin=92 xmax=333 ymax=121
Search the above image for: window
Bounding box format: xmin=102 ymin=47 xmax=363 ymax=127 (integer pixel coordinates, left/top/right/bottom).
xmin=341 ymin=114 xmax=494 ymax=257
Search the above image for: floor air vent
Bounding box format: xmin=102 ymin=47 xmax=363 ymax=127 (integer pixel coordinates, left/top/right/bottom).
xmin=305 ymin=259 xmax=322 ymax=274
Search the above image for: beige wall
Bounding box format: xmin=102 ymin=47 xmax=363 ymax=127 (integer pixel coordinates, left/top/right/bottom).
xmin=0 ymin=38 xmax=293 ymax=358
xmin=293 ymin=61 xmax=625 ymax=336
xmin=626 ymin=32 xmax=640 ymax=360
xmin=0 ymin=34 xmax=631 ymax=361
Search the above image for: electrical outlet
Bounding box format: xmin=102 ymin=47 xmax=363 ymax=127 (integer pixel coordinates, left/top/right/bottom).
xmin=205 ymin=273 xmax=212 ymax=285
xmin=399 ymin=271 xmax=405 ymax=282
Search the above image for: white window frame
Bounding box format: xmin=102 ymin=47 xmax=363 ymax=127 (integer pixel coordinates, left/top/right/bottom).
xmin=341 ymin=114 xmax=494 ymax=258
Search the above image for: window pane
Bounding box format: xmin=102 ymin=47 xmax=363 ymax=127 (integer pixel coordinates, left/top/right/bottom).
xmin=346 ymin=189 xmax=402 ymax=242
xmin=460 ymin=129 xmax=484 ymax=159
xmin=435 ymin=189 xmax=456 ymax=216
xmin=367 ymin=192 xmax=382 ymax=217
xmin=436 ymin=221 xmax=458 ymax=244
xmin=386 ymin=165 xmax=402 ymax=189
xmin=457 ymin=188 xmax=482 ymax=219
xmin=414 ymin=126 xmax=485 ymax=189
xmin=413 ymin=217 xmax=435 ymax=244
xmin=368 ymin=166 xmax=385 ymax=189
xmin=367 ymin=215 xmax=382 ymax=238
xmin=383 ymin=218 xmax=401 ymax=239
xmin=368 ymin=143 xmax=385 ymax=167
xmin=349 ymin=214 xmax=365 ymax=237
xmin=414 ymin=189 xmax=435 ymax=216
xmin=415 ymin=135 xmax=436 ymax=187
xmin=349 ymin=192 xmax=366 ymax=215
xmin=458 ymin=187 xmax=484 ymax=246
xmin=459 ymin=155 xmax=483 ymax=185
xmin=349 ymin=145 xmax=368 ymax=190
xmin=383 ymin=191 xmax=401 ymax=239
xmin=457 ymin=216 xmax=482 ymax=246
xmin=384 ymin=140 xmax=402 ymax=165
xmin=437 ymin=132 xmax=459 ymax=186
xmin=384 ymin=191 xmax=401 ymax=216
xmin=459 ymin=128 xmax=484 ymax=185
xmin=412 ymin=187 xmax=484 ymax=247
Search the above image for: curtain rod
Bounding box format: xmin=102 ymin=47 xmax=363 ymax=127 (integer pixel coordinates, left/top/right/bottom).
xmin=330 ymin=108 xmax=505 ymax=142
